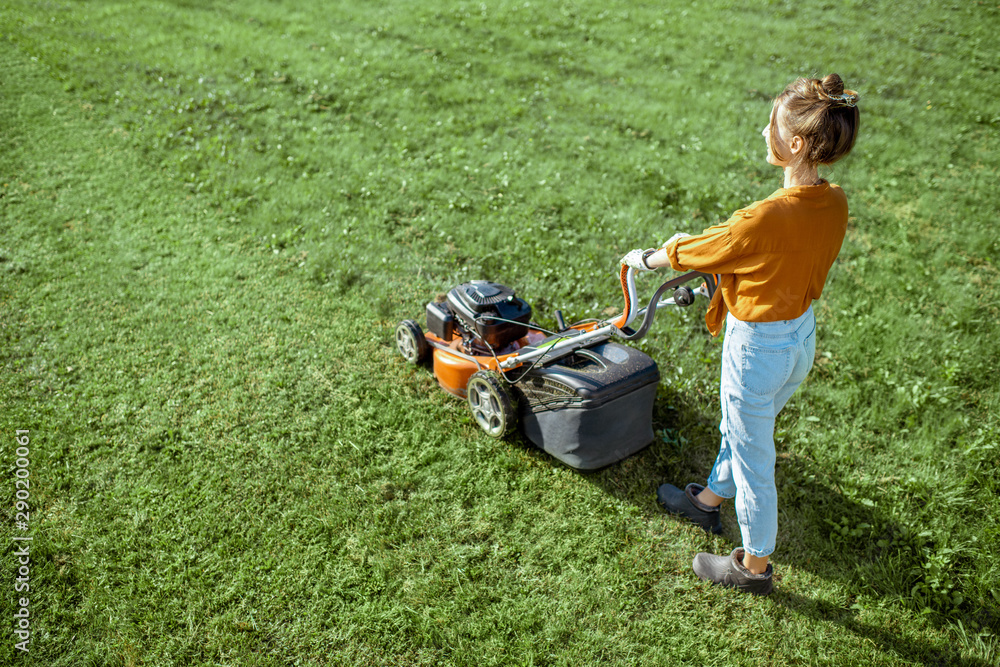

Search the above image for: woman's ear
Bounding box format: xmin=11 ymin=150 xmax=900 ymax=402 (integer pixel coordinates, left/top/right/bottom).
xmin=789 ymin=135 xmax=806 ymax=156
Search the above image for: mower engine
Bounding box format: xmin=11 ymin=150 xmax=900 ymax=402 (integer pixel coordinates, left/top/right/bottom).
xmin=426 ymin=281 xmax=532 ymax=354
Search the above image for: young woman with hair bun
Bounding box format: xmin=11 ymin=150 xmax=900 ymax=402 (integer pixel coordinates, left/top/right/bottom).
xmin=620 ymin=73 xmax=861 ymax=596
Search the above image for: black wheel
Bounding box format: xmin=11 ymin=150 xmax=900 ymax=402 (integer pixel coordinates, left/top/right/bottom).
xmin=466 ymin=370 xmax=517 ymax=438
xmin=395 ymin=319 xmax=428 ymax=364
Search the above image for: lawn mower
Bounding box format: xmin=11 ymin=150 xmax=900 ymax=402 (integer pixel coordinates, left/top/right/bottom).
xmin=394 ymin=264 xmax=717 ymax=470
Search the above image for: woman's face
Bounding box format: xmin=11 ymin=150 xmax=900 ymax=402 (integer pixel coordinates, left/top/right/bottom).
xmin=762 ymin=103 xmax=798 ymax=167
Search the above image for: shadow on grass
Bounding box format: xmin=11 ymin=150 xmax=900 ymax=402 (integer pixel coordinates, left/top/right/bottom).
xmin=560 ymin=387 xmax=998 ymax=664
xmin=772 ymin=593 xmax=992 ymax=667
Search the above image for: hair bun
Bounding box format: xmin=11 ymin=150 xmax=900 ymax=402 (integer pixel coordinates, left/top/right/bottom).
xmin=819 ymin=73 xmax=858 ymax=108
xmin=821 ymin=73 xmax=846 ymax=97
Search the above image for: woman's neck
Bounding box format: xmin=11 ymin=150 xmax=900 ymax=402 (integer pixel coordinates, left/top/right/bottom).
xmin=783 ymin=162 xmax=821 ymax=188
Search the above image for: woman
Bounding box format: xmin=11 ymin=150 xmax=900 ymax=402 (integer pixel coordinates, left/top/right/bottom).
xmin=621 ymin=74 xmax=861 ymax=596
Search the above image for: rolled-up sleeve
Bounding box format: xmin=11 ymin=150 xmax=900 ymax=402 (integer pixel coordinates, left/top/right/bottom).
xmin=665 ymin=215 xmax=745 ymax=275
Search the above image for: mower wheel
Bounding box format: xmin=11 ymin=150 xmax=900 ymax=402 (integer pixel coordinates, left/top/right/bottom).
xmin=467 ymin=370 xmax=517 ymax=438
xmin=395 ymin=319 xmax=428 ymax=364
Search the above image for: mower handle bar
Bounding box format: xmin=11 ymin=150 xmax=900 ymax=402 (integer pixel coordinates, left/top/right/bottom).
xmin=614 ymin=268 xmax=717 ymax=341
xmin=496 ymin=267 xmax=715 ymax=370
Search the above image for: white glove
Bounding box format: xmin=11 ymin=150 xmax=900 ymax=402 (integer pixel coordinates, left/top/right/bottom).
xmin=661 ymin=232 xmax=690 ymax=248
xmin=621 ymin=248 xmax=657 ymax=272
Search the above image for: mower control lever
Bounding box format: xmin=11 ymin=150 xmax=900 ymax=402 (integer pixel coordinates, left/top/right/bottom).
xmin=694 ymin=282 xmax=712 ymax=300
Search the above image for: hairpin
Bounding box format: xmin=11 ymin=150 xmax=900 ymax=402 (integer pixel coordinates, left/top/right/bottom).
xmin=829 ymin=93 xmax=858 ymax=108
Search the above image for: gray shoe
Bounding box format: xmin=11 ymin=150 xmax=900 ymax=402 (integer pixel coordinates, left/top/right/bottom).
xmin=656 ymin=483 xmax=723 ymax=534
xmin=692 ymin=548 xmax=773 ymax=596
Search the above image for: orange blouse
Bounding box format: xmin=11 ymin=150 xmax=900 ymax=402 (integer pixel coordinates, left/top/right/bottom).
xmin=665 ymin=181 xmax=848 ymax=336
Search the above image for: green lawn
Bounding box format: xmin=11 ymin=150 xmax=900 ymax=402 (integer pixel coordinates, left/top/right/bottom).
xmin=1 ymin=0 xmax=998 ymax=664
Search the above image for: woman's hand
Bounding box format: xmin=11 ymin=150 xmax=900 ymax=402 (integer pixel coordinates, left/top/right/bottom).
xmin=621 ymin=248 xmax=658 ymax=272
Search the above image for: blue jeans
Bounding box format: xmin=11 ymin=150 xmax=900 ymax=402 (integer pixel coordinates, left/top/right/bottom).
xmin=706 ymin=307 xmax=816 ymax=557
